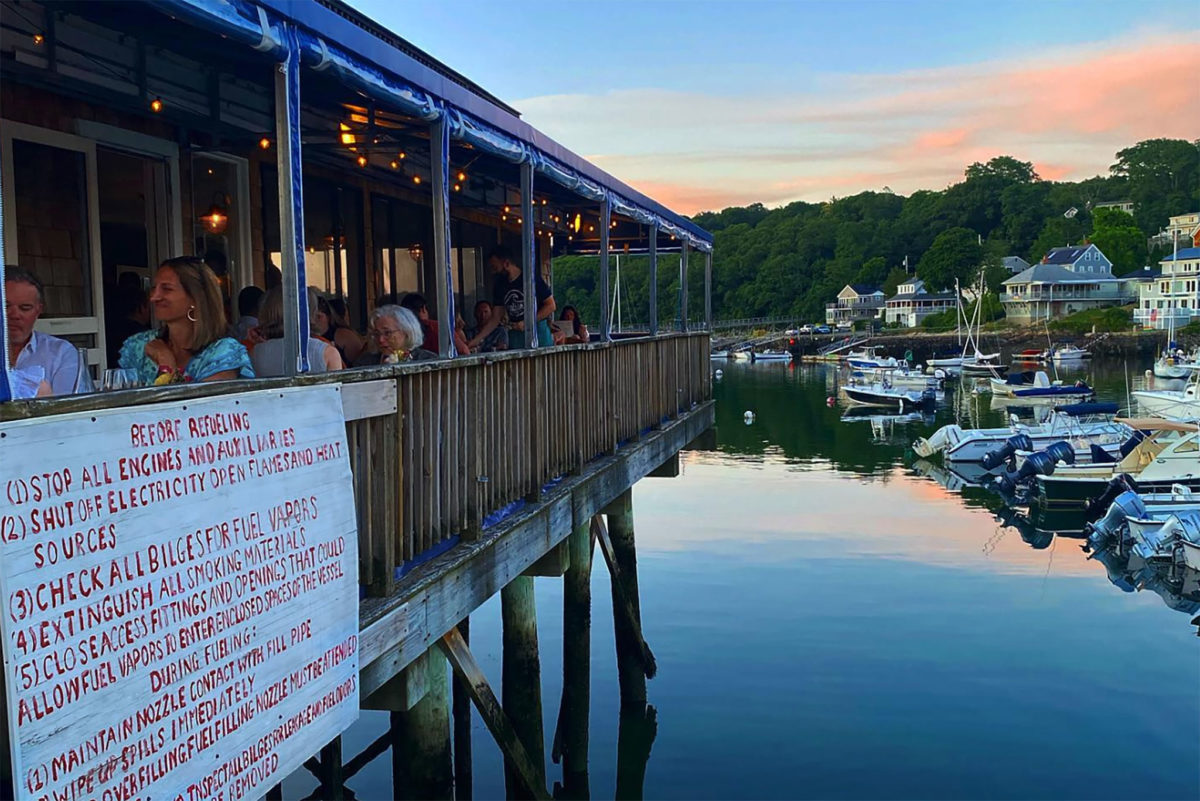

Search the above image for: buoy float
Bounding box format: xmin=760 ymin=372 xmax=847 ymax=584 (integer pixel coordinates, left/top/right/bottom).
xmin=1145 ymin=370 xmax=1153 ymax=378
xmin=743 ymin=410 xmax=755 ymax=424
xmin=714 ymin=369 xmax=724 ymax=380
xmin=826 ymin=397 xmax=835 ymax=406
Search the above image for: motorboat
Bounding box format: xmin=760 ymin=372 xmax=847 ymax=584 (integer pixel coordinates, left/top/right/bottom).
xmin=844 ymin=346 xmax=900 ymax=370
xmin=1012 ymin=348 xmax=1049 ymax=363
xmin=750 ymin=349 xmax=793 ymax=363
xmin=912 ymin=407 xmax=1131 ymax=463
xmin=960 ymin=354 xmax=1006 ymax=377
xmin=1051 ymin=344 xmax=1090 ymax=363
xmin=989 ymin=370 xmax=1094 ymax=402
xmin=1088 ymin=484 xmax=1200 ymax=551
xmin=1035 ymin=421 xmax=1200 ymax=509
xmin=732 ymin=348 xmax=752 ymax=361
xmin=1133 ymin=366 xmax=1200 ymax=421
xmin=710 ymin=350 xmax=730 ymax=359
xmin=843 ymin=382 xmax=935 ymax=411
xmin=854 ymin=365 xmax=942 ymax=392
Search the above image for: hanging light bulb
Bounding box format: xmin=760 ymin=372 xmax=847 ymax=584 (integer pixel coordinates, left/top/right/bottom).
xmin=150 ymin=97 xmax=164 ymax=113
xmin=258 ymin=137 xmax=271 ymax=150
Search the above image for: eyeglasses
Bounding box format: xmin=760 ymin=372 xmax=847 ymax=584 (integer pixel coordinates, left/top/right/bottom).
xmin=372 ymin=328 xmax=403 ymax=339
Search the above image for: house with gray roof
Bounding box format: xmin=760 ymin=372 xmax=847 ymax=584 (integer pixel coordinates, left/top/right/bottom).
xmin=826 ymin=284 xmax=886 ymax=327
xmin=1001 ymin=244 xmax=1134 ymax=323
xmin=884 ymin=278 xmax=959 ymax=327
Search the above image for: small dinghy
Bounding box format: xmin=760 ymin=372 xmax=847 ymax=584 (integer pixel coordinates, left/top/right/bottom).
xmin=750 ymin=349 xmax=793 ymax=363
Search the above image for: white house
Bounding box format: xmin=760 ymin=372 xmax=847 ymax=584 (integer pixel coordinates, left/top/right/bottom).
xmin=1136 ymin=247 xmax=1200 ymax=330
xmin=826 ymin=284 xmax=885 ymax=327
xmin=1148 ymin=211 xmax=1200 ymax=251
xmin=1001 ymin=244 xmax=1133 ymax=323
xmin=1094 ymin=200 xmax=1136 ymax=216
xmin=884 ymin=278 xmax=959 ymax=327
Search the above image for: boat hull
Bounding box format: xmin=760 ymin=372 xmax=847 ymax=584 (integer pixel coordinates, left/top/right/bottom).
xmin=1132 ymin=390 xmax=1200 ymax=421
xmin=1039 ymin=474 xmax=1200 ymax=509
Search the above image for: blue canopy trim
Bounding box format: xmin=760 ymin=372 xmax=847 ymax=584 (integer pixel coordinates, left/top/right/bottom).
xmin=156 ymin=0 xmax=712 ymax=251
xmin=0 ymin=159 xmax=10 ymax=402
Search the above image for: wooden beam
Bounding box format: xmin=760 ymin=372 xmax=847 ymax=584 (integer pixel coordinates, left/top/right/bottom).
xmin=647 ymin=453 xmax=679 ymax=478
xmin=437 ymin=628 xmax=551 ymax=801
xmin=592 ymin=516 xmax=657 ymax=680
xmin=358 ymin=403 xmax=712 ymax=697
xmin=524 ymin=539 xmax=570 ymax=577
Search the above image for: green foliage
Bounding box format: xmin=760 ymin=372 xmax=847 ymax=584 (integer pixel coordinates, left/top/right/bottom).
xmin=920 ymin=308 xmax=958 ymax=331
xmin=548 ymin=139 xmax=1195 ymax=326
xmin=1090 ymin=208 xmax=1147 ymax=275
xmin=1111 ymin=139 xmax=1200 ymax=234
xmin=916 ymin=227 xmax=983 ymax=290
xmin=1047 ymin=306 xmax=1133 ymax=334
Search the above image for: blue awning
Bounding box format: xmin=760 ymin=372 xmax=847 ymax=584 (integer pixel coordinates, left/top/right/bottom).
xmin=157 ymin=0 xmax=712 ymax=250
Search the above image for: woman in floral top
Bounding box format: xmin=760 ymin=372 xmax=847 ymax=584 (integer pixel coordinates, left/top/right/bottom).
xmin=120 ymin=257 xmax=254 ymax=385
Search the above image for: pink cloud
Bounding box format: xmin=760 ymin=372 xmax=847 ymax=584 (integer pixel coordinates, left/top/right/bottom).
xmin=520 ymin=32 xmax=1200 ymax=214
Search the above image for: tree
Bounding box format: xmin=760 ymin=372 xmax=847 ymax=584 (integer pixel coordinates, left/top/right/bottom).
xmin=965 ymin=156 xmax=1039 ymax=184
xmin=1110 ymin=138 xmax=1200 ymax=234
xmin=882 ymin=266 xmax=909 ymax=297
xmin=1028 ymin=217 xmax=1087 ymax=263
xmin=853 ymin=256 xmax=888 ymax=288
xmin=917 ymin=227 xmax=983 ymax=291
xmin=1090 ymin=208 xmax=1148 ymax=275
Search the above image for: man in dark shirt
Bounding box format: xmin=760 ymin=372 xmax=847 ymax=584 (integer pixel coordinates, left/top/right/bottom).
xmin=468 ymin=245 xmax=555 ymax=349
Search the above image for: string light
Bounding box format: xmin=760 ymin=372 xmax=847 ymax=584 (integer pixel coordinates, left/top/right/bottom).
xmin=456 ymin=170 xmax=466 ymax=182
xmin=390 ymin=160 xmax=399 ymax=169
xmin=258 ymin=137 xmax=271 ymax=150
xmin=453 ymin=183 xmax=462 ymax=192
xmin=588 ymin=225 xmax=595 ymax=233
xmin=356 ymin=154 xmax=368 ymax=168
xmin=32 ymin=33 xmax=44 ymax=46
xmin=413 ymin=175 xmax=422 ymax=185
xmin=502 ymin=214 xmax=508 ymax=221
xmin=504 ymin=205 xmax=511 ymax=213
xmin=397 ymin=151 xmax=406 ymax=160
xmin=541 ymin=199 xmax=548 ymax=206
xmin=517 ymin=217 xmax=523 ymax=224
xmin=150 ymin=97 xmax=163 ymax=113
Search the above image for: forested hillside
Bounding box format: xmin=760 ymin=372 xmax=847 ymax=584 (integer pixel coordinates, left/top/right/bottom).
xmin=551 ymin=138 xmax=1199 ymax=326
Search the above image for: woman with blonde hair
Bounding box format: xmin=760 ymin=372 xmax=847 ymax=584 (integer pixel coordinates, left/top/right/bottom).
xmin=119 ymin=257 xmax=254 ymax=384
xmin=251 ymin=286 xmax=344 ymax=377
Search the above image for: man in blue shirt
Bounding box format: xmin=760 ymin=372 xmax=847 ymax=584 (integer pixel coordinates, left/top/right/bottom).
xmin=5 ymin=268 xmax=84 ymax=396
xmin=467 ymin=245 xmax=555 ymax=350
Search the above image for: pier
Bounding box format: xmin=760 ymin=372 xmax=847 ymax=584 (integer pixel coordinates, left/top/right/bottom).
xmin=0 ymin=1 xmax=714 ymax=797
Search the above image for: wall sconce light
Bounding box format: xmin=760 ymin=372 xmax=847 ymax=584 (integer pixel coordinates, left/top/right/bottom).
xmin=198 ymin=193 xmax=230 ymax=234
xmin=339 ymin=122 xmax=356 ymax=146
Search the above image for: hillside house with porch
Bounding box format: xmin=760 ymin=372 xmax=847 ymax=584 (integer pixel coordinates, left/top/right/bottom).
xmin=1136 ymin=247 xmax=1200 ymax=330
xmin=1001 ymin=244 xmax=1133 ymax=323
xmin=826 ymin=284 xmax=885 ymax=327
xmin=883 ymin=278 xmax=958 ymax=327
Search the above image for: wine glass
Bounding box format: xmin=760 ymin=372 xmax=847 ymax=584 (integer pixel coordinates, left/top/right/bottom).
xmin=102 ymin=368 xmax=140 ymax=391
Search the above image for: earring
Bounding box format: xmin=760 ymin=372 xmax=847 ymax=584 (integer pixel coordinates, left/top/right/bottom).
xmin=187 ymin=306 xmax=197 ymax=322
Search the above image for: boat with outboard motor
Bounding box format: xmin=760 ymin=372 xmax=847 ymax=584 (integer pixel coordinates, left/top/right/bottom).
xmin=844 ymin=346 xmax=901 ymax=370
xmin=989 ymin=370 xmax=1094 ymax=401
xmin=750 ymin=349 xmax=793 ymax=363
xmin=912 ymin=403 xmax=1129 ymax=463
xmin=1051 ymin=344 xmax=1090 ymax=363
xmin=843 ymin=381 xmax=936 ymax=411
xmin=1087 ymin=483 xmax=1200 ymax=551
xmin=1035 ymin=419 xmax=1200 ymax=509
xmin=854 ymin=364 xmax=943 ymax=392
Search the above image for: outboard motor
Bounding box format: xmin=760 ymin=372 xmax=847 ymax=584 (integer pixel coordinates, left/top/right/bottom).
xmin=981 ymin=433 xmax=1034 ymax=471
xmin=1042 ymin=441 xmax=1076 ymax=467
xmin=993 ymin=441 xmax=1071 ymax=493
xmin=1086 ymin=474 xmax=1140 ymax=519
xmin=1086 ymin=489 xmax=1148 ymax=550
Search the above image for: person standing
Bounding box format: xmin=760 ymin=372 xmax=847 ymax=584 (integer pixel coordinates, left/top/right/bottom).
xmin=5 ymin=267 xmax=84 ymax=395
xmin=468 ymin=245 xmax=555 ymax=350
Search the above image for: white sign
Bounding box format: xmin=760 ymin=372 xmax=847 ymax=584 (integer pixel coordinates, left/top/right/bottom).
xmin=0 ymin=385 xmax=360 ymax=801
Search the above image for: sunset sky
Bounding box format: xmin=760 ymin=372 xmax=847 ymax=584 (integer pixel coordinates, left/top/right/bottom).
xmin=354 ymin=0 xmax=1200 ymax=215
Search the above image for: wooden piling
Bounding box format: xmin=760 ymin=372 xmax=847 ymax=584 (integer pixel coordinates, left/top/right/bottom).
xmin=556 ymin=521 xmax=593 ymax=798
xmin=606 ymin=489 xmax=647 ymax=711
xmin=390 ymin=650 xmax=453 ymax=800
xmin=501 ymin=576 xmax=545 ymax=800
xmin=452 ymin=618 xmax=473 ymax=801
xmin=615 ymin=705 xmax=658 ymax=801
xmin=318 ymin=737 xmax=344 ymax=800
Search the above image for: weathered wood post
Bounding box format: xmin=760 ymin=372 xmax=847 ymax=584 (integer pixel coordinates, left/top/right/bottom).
xmin=557 ymin=521 xmax=594 ymax=798
xmin=452 ymin=618 xmax=474 ymax=801
xmin=502 ymin=576 xmax=545 ymax=799
xmin=387 ymin=651 xmax=454 ymax=799
xmin=318 ymin=737 xmax=345 ymax=800
xmin=606 ymin=489 xmax=646 ymax=711
xmin=615 ymin=705 xmax=658 ymax=801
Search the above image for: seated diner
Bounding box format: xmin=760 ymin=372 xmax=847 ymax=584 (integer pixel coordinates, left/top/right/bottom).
xmin=250 ymin=286 xmax=344 ymax=377
xmin=354 ymin=305 xmax=435 ymax=366
xmin=119 ymin=257 xmax=255 ymax=385
xmin=5 ymin=267 xmax=85 ymax=396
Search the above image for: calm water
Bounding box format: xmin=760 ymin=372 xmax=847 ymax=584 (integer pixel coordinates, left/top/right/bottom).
xmin=291 ymin=358 xmax=1200 ymax=800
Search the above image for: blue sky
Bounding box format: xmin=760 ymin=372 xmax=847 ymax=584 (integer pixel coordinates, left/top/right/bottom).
xmin=347 ymin=0 xmax=1200 ymax=212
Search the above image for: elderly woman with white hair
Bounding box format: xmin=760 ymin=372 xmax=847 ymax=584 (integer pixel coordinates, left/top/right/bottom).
xmin=354 ymin=305 xmax=436 ymax=366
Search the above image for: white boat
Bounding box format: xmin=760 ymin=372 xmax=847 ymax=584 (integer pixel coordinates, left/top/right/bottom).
xmin=855 ymin=365 xmax=941 ymax=392
xmin=732 ymin=349 xmax=752 ymax=361
xmin=1153 ymin=347 xmax=1195 ymax=379
xmin=843 ymin=382 xmax=935 ymax=411
xmin=913 ymin=408 xmax=1130 ymax=463
xmin=710 ymin=350 xmax=730 ymax=359
xmin=844 ymin=346 xmax=900 ymax=369
xmin=750 ymin=349 xmax=793 ymax=363
xmin=989 ymin=370 xmax=1094 ymax=401
xmin=1051 ymin=344 xmax=1090 ymax=362
xmin=1088 ymin=484 xmax=1200 ymax=549
xmin=1133 ymin=366 xmax=1200 ymax=421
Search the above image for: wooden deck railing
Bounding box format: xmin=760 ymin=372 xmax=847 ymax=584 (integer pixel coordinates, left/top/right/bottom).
xmin=0 ymin=332 xmax=712 ymax=597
